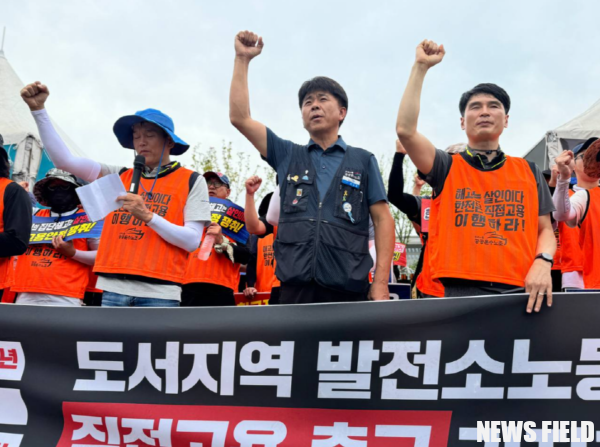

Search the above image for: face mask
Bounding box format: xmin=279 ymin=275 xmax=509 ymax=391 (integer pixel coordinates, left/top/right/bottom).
xmin=46 ymin=188 xmax=79 ymax=213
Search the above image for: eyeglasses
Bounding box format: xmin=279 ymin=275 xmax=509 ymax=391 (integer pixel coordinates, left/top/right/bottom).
xmin=575 ymin=153 xmax=585 ymax=161
xmin=207 ymin=180 xmax=226 ymax=188
xmin=47 ymin=183 xmax=72 ymax=191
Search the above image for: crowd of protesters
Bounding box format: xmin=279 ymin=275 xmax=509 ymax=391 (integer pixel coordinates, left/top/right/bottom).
xmin=1 ymin=34 xmax=599 ymax=310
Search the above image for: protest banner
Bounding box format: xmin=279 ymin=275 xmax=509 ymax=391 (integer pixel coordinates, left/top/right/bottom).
xmin=234 ymin=291 xmax=271 ymax=306
xmin=29 ymin=212 xmax=103 ymax=244
xmin=0 ymin=293 xmax=598 ymax=446
xmin=393 ymin=242 xmax=407 ymax=266
xmin=209 ymin=198 xmax=249 ymax=244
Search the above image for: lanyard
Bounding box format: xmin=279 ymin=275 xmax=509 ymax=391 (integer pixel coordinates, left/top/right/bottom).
xmin=139 ymin=143 xmax=167 ymax=199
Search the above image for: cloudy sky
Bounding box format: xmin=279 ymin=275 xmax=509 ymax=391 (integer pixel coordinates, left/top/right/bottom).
xmin=2 ymin=0 xmax=600 ymax=173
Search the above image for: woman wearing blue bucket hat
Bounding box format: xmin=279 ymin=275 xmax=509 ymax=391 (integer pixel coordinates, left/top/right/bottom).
xmin=21 ymin=82 xmax=211 ymax=307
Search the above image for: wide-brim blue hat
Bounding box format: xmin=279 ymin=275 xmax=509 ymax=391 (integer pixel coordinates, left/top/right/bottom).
xmin=113 ymin=108 xmax=189 ymax=156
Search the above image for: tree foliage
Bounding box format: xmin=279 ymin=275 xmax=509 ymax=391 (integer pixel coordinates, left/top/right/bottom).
xmin=190 ymin=142 xmax=276 ymax=204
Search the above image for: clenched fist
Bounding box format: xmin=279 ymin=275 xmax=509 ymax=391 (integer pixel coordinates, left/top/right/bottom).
xmin=235 ymin=31 xmax=264 ymax=61
xmin=414 ymin=172 xmax=426 ymax=188
xmin=395 ymin=139 xmax=407 ymax=154
xmin=555 ymin=150 xmax=575 ymax=181
xmin=245 ymin=175 xmax=262 ymax=195
xmin=21 ymin=81 xmax=50 ymax=111
xmin=415 ymin=39 xmax=446 ymax=69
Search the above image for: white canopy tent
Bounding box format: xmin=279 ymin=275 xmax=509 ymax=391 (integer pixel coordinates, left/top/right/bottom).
xmin=0 ymin=47 xmax=86 ymax=187
xmin=524 ymin=98 xmax=600 ymax=169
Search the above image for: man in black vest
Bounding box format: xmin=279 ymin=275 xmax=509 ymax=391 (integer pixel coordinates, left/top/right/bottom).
xmin=229 ymin=31 xmax=395 ymax=304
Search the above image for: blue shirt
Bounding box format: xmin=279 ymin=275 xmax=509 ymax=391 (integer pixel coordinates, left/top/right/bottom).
xmin=266 ymin=128 xmax=388 ymax=205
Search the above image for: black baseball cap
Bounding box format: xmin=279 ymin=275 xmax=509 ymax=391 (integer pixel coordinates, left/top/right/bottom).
xmin=573 ymin=137 xmax=598 ymax=157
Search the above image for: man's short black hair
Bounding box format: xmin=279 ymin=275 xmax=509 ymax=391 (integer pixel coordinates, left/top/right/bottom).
xmin=298 ymin=77 xmax=348 ymax=126
xmin=459 ymin=83 xmax=511 ymax=117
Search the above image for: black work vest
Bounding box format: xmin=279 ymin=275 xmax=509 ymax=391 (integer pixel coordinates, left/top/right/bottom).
xmin=275 ymin=145 xmax=373 ymax=293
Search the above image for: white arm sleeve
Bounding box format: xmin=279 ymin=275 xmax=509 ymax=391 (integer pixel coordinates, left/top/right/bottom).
xmin=147 ymin=215 xmax=205 ymax=252
xmin=31 ymin=109 xmax=102 ymax=182
xmin=72 ymin=250 xmax=97 ymax=265
xmin=72 ymin=238 xmax=100 ymax=265
xmin=552 ymin=179 xmax=586 ymax=227
xmin=266 ymin=184 xmax=281 ymax=226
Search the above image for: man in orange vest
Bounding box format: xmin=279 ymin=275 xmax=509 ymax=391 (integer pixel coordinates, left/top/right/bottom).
xmin=243 ymin=176 xmax=281 ymax=304
xmin=0 ymin=139 xmax=32 ymax=300
xmin=553 ymin=139 xmax=600 ymax=290
xmin=13 ymin=169 xmax=98 ymax=306
xmin=396 ymin=40 xmax=556 ymax=312
xmin=21 ymin=82 xmax=211 ymax=307
xmin=543 ymin=164 xmax=585 ymax=291
xmin=182 ymin=172 xmax=251 ymax=306
xmin=388 ymin=140 xmax=468 ymax=298
xmin=542 ymin=166 xmax=564 ymax=293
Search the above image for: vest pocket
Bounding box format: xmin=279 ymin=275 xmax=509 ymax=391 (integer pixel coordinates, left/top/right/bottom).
xmin=283 ymin=168 xmax=314 ymax=213
xmin=315 ymin=222 xmax=371 ymax=292
xmin=274 ymin=220 xmax=315 ymax=283
xmin=315 ymin=240 xmax=371 ymax=292
xmin=333 ymin=181 xmax=365 ymax=224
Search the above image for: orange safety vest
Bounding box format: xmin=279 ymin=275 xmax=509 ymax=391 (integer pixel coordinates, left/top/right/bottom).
xmin=579 ymin=187 xmax=600 ymax=289
xmin=255 ymin=229 xmax=281 ymax=292
xmin=552 ymin=226 xmax=562 ymax=271
xmin=429 ymin=155 xmax=539 ymax=287
xmin=184 ymin=234 xmax=241 ymax=291
xmin=94 ymin=166 xmax=193 ymax=283
xmin=12 ymin=209 xmax=90 ymax=299
xmin=559 ymin=189 xmax=584 ymax=274
xmin=416 ymin=241 xmax=444 ymax=297
xmin=86 ymin=270 xmax=102 ymax=293
xmin=0 ymin=178 xmax=15 ymax=289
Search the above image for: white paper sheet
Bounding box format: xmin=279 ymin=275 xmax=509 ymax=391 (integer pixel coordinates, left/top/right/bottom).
xmin=76 ymin=173 xmax=127 ymax=222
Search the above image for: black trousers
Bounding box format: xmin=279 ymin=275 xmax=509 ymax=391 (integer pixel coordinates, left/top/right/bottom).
xmin=269 ymin=286 xmax=281 ymax=305
xmin=181 ymin=282 xmax=236 ymax=307
xmin=279 ymin=281 xmax=367 ymax=304
xmin=551 ymin=269 xmax=563 ymax=292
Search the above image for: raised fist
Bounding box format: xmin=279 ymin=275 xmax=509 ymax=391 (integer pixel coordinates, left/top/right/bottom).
xmin=235 ymin=31 xmax=264 ymax=61
xmin=21 ymin=81 xmax=49 ymax=111
xmin=414 ymin=172 xmax=426 ymax=188
xmin=245 ymin=175 xmax=262 ymax=195
xmin=395 ymin=139 xmax=407 ymax=155
xmin=415 ymin=39 xmax=446 ymax=69
xmin=555 ymin=150 xmax=575 ymax=180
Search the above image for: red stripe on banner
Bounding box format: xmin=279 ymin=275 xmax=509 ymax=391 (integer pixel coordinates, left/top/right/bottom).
xmin=1 ymin=288 xmax=16 ymax=304
xmin=58 ymin=402 xmax=452 ymax=446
